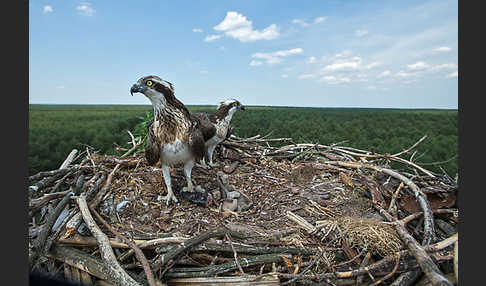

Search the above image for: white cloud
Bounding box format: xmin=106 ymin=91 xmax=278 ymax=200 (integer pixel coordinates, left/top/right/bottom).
xmin=249 ymin=60 xmax=263 ymax=66
xmin=395 ymin=71 xmax=413 ymax=78
xmin=251 ymin=48 xmax=303 ymax=65
xmin=364 ymin=62 xmax=380 ymax=69
xmin=321 ymin=75 xmax=351 ymax=84
xmin=192 ymin=28 xmax=203 ymax=33
xmin=334 ymin=50 xmax=353 ymax=59
xmin=292 ymin=19 xmax=309 ymax=27
xmin=429 ymin=63 xmax=457 ymax=72
xmin=56 ymin=85 xmax=65 ymax=89
xmin=76 ymin=2 xmax=95 ymax=16
xmin=377 ymin=70 xmax=392 ymax=78
xmin=446 ymin=71 xmax=458 ymax=78
xmin=314 ymin=16 xmax=327 ymax=23
xmin=355 ymin=29 xmax=369 ymax=37
xmin=433 ymin=46 xmax=452 ymax=52
xmin=43 ymin=5 xmax=53 ymax=14
xmin=322 ymin=56 xmax=362 ymax=72
xmin=213 ymin=11 xmax=279 ymax=42
xmin=407 ymin=61 xmax=429 ymax=70
xmin=204 ymin=34 xmax=223 ymax=42
xmin=307 ymin=56 xmax=317 ymax=64
xmin=281 ymin=74 xmax=289 ymax=78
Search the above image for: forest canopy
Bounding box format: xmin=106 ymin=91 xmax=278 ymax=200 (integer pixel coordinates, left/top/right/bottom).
xmin=28 ymin=105 xmax=458 ymax=177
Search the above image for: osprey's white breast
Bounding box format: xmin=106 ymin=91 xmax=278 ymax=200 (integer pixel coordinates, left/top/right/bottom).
xmin=160 ymin=139 xmax=192 ymax=165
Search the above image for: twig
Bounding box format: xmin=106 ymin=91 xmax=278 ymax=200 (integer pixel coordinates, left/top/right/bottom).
xmin=226 ymin=233 xmax=245 ymax=275
xmin=121 ymin=135 xmax=145 ymax=158
xmin=389 ymin=269 xmax=422 ymax=286
xmin=392 ymin=135 xmax=428 ymax=157
xmin=281 ymin=234 xmax=343 ymax=285
xmin=356 ymin=252 xmax=372 ymax=285
xmin=29 ymin=168 xmax=71 ymax=184
xmin=165 ymin=254 xmax=284 ymax=278
xmin=377 ymin=209 xmax=453 ymax=286
xmin=152 ymin=228 xmax=244 ymax=273
xmin=127 ymin=130 xmax=137 ymax=147
xmin=388 ymin=182 xmax=404 ymax=215
xmin=59 ymin=149 xmax=78 ymax=170
xmin=86 ymin=147 xmax=96 ymax=167
xmin=76 ymin=194 xmax=141 ymax=286
xmin=368 ymin=252 xmax=401 ymax=286
xmin=88 ymin=204 xmax=158 ymax=286
xmin=29 ymin=169 xmax=72 ymax=196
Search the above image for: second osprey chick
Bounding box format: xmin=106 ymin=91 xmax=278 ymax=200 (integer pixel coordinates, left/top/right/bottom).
xmin=193 ymin=99 xmax=245 ymax=167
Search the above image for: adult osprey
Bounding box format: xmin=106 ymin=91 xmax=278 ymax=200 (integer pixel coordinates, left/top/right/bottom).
xmin=192 ymin=99 xmax=245 ymax=167
xmin=130 ymin=75 xmax=205 ymax=205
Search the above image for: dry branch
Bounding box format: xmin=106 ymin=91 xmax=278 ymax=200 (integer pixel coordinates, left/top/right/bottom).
xmin=76 ymin=194 xmax=141 ymax=286
xmin=59 ymin=149 xmax=78 ymax=170
xmin=88 ymin=204 xmax=157 ymax=286
xmin=152 ymin=228 xmax=244 ymax=274
xmin=165 ymin=254 xmax=285 ymax=278
xmin=49 ymin=245 xmax=116 ymax=282
xmin=30 ymin=175 xmax=85 ymax=268
xmin=65 ymin=166 xmax=118 ymax=238
xmin=378 ymin=209 xmax=453 ymax=286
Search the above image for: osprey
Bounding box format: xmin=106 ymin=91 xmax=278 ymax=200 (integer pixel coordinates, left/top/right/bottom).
xmin=130 ymin=75 xmax=205 ymax=205
xmin=192 ymin=99 xmax=245 ymax=167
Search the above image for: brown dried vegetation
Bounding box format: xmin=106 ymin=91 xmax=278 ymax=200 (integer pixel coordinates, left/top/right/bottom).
xmin=28 ymin=134 xmax=458 ymax=285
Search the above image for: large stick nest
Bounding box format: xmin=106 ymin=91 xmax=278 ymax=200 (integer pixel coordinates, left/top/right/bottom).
xmin=28 ymin=134 xmax=458 ymax=285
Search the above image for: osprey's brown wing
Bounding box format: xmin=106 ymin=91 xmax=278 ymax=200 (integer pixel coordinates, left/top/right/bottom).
xmin=188 ymin=117 xmax=206 ymax=162
xmin=192 ymin=113 xmax=216 ymax=142
xmin=145 ymin=121 xmax=160 ymax=166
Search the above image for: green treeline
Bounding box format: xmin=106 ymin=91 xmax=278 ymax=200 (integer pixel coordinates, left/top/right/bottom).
xmin=28 ymin=105 xmax=458 ymax=177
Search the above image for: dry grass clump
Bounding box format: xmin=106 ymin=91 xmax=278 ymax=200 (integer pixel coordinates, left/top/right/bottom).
xmin=336 ymin=216 xmax=403 ymax=257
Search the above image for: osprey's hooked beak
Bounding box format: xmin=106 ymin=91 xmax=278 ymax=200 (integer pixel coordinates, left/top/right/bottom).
xmin=130 ymin=83 xmax=147 ymax=96
xmin=239 ymin=105 xmax=246 ymax=111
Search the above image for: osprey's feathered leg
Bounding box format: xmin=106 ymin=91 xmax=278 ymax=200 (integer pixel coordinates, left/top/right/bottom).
xmin=207 ymin=144 xmax=219 ymax=167
xmin=161 ymin=165 xmax=178 ymax=205
xmin=183 ymin=160 xmax=195 ymax=192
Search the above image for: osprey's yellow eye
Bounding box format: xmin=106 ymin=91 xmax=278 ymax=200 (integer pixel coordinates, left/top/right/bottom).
xmin=146 ymin=80 xmax=153 ymax=87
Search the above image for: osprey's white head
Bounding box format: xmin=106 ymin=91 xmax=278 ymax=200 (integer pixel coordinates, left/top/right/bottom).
xmin=130 ymin=75 xmax=175 ymax=107
xmin=218 ymin=99 xmax=245 ymax=112
xmin=214 ymin=99 xmax=245 ymax=122
xmin=130 ymin=75 xmax=192 ymax=121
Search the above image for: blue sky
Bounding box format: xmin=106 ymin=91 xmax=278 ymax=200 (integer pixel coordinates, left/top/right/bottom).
xmin=29 ymin=0 xmax=458 ymax=108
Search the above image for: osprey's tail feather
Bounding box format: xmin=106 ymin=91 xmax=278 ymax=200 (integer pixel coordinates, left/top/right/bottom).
xmin=189 ymin=120 xmax=206 ymax=162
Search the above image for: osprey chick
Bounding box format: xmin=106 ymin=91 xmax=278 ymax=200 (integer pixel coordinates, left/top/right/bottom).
xmin=193 ymin=99 xmax=245 ymax=167
xmin=130 ymin=75 xmax=205 ymax=205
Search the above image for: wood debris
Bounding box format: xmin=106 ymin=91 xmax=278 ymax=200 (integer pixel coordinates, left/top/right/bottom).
xmin=28 ymin=134 xmax=458 ymax=285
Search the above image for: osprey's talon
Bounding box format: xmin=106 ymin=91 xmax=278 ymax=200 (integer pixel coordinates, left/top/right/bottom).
xmin=167 ymin=194 xmax=178 ymax=206
xmin=158 ymin=194 xmax=178 ymax=205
